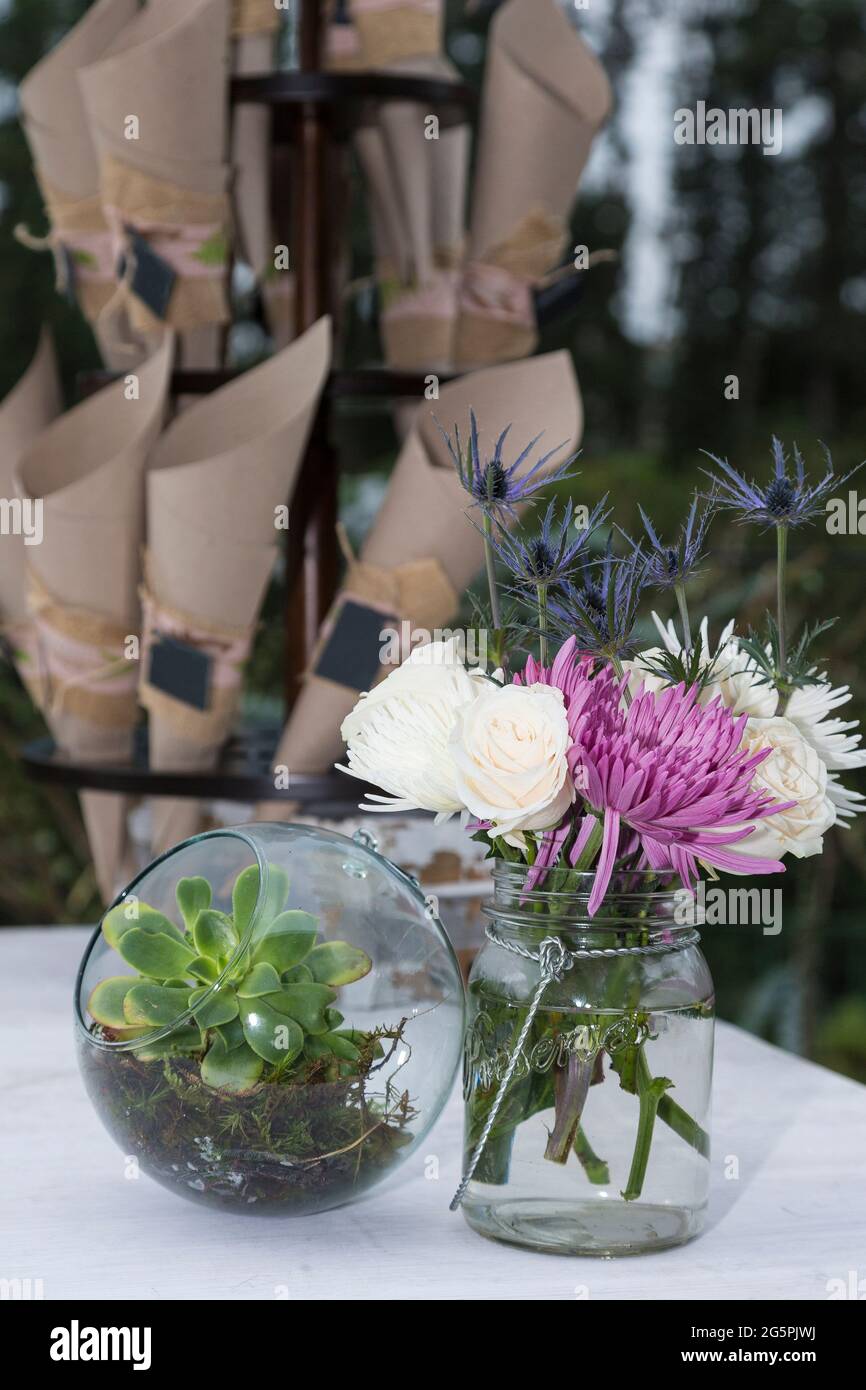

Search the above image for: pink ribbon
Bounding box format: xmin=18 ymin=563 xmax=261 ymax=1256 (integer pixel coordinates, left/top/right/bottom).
xmin=104 ymin=206 xmax=226 ymax=283
xmin=383 ymin=270 xmax=458 ymax=323
xmin=29 ymin=616 xmax=137 ymax=710
xmin=62 ymin=229 xmax=117 ymax=283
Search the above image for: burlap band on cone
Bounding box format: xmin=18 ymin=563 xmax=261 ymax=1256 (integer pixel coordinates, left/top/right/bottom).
xmin=326 ymin=1 xmax=441 ymax=70
xmin=139 ymin=575 xmax=255 ymax=749
xmin=232 ymin=0 xmax=281 ymax=36
xmin=311 ymin=552 xmax=459 ymax=684
xmin=455 ymin=207 xmax=564 ymax=367
xmin=101 ymin=154 xmax=231 ymax=334
xmin=26 ymin=572 xmax=138 ymax=730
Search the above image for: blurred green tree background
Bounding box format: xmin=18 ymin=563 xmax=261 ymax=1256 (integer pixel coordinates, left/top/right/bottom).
xmin=1 ymin=0 xmax=864 ymax=1077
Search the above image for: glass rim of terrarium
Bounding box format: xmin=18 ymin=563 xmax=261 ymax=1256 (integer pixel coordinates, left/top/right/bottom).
xmin=73 ymin=826 xmax=270 ymax=1052
xmin=486 ymin=860 xmax=689 ymax=933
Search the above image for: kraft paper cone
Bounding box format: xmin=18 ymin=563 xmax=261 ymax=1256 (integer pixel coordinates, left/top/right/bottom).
xmin=143 ymin=318 xmax=332 ymax=854
xmin=258 ymin=350 xmax=582 ymax=804
xmin=231 ymin=13 xmax=276 ymax=282
xmin=455 ymin=0 xmax=612 ymax=367
xmin=15 ymin=336 xmax=174 ymax=903
xmin=18 ymin=0 xmax=141 ymax=367
xmin=0 ymin=331 xmax=62 ymax=699
xmin=79 ymin=0 xmax=232 ymax=366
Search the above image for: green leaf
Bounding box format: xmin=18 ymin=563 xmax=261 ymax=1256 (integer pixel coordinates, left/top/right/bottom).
xmin=321 ymin=1031 xmax=361 ymax=1062
xmin=87 ymin=976 xmax=139 ymax=1028
xmin=116 ymin=928 xmax=196 ymax=979
xmin=176 ymin=876 xmax=212 ymax=931
xmin=201 ymin=1033 xmax=263 ymax=1091
xmin=325 ymin=1008 xmax=344 ymax=1029
xmin=188 ymin=954 xmax=219 ymax=983
xmin=103 ymin=900 xmax=186 ymax=950
xmin=71 ymin=248 xmax=98 ymax=268
xmin=337 ymin=1028 xmax=384 ymax=1059
xmin=193 ymin=908 xmax=237 ymax=962
xmin=239 ymin=997 xmax=304 ymax=1063
xmin=123 ymin=983 xmax=193 ymax=1028
xmin=232 ymin=863 xmax=289 ymax=938
xmin=251 ymin=910 xmax=317 ymax=972
xmin=306 ymin=941 xmax=372 ymax=987
xmin=238 ymin=962 xmax=282 ymax=997
xmin=215 ymin=1017 xmax=247 ymax=1052
xmin=189 ymin=986 xmax=239 ymax=1029
xmin=192 ymin=229 xmax=229 ymax=267
xmin=133 ymin=1027 xmax=201 ymax=1063
xmin=262 ymin=984 xmax=336 ymax=1036
xmin=282 ymin=963 xmax=313 ymax=983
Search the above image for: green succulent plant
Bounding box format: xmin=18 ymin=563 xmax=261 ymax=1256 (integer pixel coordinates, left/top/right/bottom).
xmin=87 ymin=864 xmax=374 ymax=1094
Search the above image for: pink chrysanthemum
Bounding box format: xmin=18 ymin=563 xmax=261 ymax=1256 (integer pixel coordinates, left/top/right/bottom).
xmin=518 ymin=638 xmax=793 ymax=914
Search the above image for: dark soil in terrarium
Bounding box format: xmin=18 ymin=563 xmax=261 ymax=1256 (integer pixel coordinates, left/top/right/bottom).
xmin=78 ymin=1028 xmax=416 ymax=1215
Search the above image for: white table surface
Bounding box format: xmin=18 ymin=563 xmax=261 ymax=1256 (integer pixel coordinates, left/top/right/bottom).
xmin=2 ymin=927 xmax=864 ymax=1302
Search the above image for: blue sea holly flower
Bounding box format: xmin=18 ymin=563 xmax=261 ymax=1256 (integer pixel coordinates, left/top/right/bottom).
xmin=624 ymin=494 xmax=710 ymax=591
xmin=436 ymin=409 xmax=578 ymax=522
xmin=702 ymin=437 xmax=865 ymax=530
xmin=549 ymin=540 xmax=650 ymax=660
xmin=484 ymin=495 xmax=610 ymax=591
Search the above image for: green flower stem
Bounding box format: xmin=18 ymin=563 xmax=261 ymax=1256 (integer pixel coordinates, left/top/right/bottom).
xmin=483 ymin=495 xmax=502 ymax=636
xmin=574 ymin=1124 xmax=610 ymax=1185
xmin=776 ymin=523 xmax=788 ymax=681
xmin=612 ymin=1045 xmax=710 ymax=1160
xmin=675 ymin=581 xmax=692 ymax=656
xmin=538 ymin=583 xmax=549 ymax=667
xmin=621 ymin=1060 xmax=673 ymax=1202
xmin=544 ymin=1053 xmax=594 ymax=1163
xmin=610 ymin=654 xmax=632 ymax=707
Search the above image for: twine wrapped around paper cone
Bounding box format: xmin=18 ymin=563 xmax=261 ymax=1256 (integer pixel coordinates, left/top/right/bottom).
xmin=257 ymin=351 xmax=582 ymax=803
xmin=15 ymin=335 xmax=174 ymax=903
xmin=455 ymin=0 xmax=612 ymax=368
xmin=19 ymin=178 xmax=118 ymax=320
xmin=232 ymin=0 xmax=281 ymax=37
xmin=26 ymin=572 xmax=139 ymax=730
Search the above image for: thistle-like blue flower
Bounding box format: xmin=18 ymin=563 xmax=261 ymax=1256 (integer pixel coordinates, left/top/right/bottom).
xmin=484 ymin=495 xmax=610 ymax=591
xmin=702 ymin=437 xmax=865 ymax=529
xmin=437 ymin=409 xmax=577 ymax=521
xmin=623 ymin=494 xmax=711 ymax=590
xmin=549 ymin=540 xmax=650 ymax=660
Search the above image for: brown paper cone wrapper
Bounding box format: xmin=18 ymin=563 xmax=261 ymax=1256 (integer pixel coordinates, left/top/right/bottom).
xmin=257 ymin=350 xmax=582 ymax=809
xmin=79 ymin=0 xmax=232 ymax=359
xmin=455 ymin=0 xmax=612 ymax=367
xmin=15 ymin=337 xmax=174 ymax=902
xmin=0 ymin=330 xmax=62 ymax=700
xmin=19 ymin=0 xmax=141 ymax=367
xmin=143 ymin=318 xmax=332 ymax=854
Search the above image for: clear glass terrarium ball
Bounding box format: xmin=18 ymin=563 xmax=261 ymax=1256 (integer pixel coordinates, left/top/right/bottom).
xmin=75 ymin=823 xmax=465 ymax=1215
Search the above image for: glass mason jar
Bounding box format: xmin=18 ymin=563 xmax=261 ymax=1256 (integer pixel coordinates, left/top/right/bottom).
xmin=459 ymin=864 xmax=714 ymax=1256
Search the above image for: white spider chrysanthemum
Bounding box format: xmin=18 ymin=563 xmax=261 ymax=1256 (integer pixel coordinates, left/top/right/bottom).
xmin=337 ymin=637 xmax=487 ymax=819
xmin=786 ymin=682 xmax=866 ymax=825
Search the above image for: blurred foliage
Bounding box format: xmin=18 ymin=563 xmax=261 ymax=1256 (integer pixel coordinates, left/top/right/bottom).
xmin=1 ymin=1 xmax=865 ymax=1078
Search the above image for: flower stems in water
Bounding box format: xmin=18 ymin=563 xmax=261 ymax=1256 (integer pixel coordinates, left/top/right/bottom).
xmin=544 ymin=1053 xmax=594 ymax=1163
xmin=621 ymin=1058 xmax=673 ymax=1202
xmin=574 ymin=1124 xmax=610 ymax=1185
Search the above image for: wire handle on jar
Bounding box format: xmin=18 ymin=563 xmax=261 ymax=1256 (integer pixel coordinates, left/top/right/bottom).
xmin=449 ymin=936 xmax=569 ymax=1212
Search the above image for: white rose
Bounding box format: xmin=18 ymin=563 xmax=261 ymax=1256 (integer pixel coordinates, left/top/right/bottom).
xmin=338 ymin=638 xmax=488 ymax=819
xmin=736 ymin=716 xmax=836 ymax=860
xmin=451 ymin=682 xmax=574 ymax=839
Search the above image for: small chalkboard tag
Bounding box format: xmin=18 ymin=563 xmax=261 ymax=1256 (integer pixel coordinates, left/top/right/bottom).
xmin=124 ymin=228 xmax=177 ymax=320
xmin=59 ymin=244 xmax=79 ymax=307
xmin=314 ymin=599 xmax=395 ymax=691
xmin=148 ymin=636 xmax=212 ymax=711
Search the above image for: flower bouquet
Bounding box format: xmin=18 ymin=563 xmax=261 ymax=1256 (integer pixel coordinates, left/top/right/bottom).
xmin=338 ymin=420 xmax=865 ymax=1254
